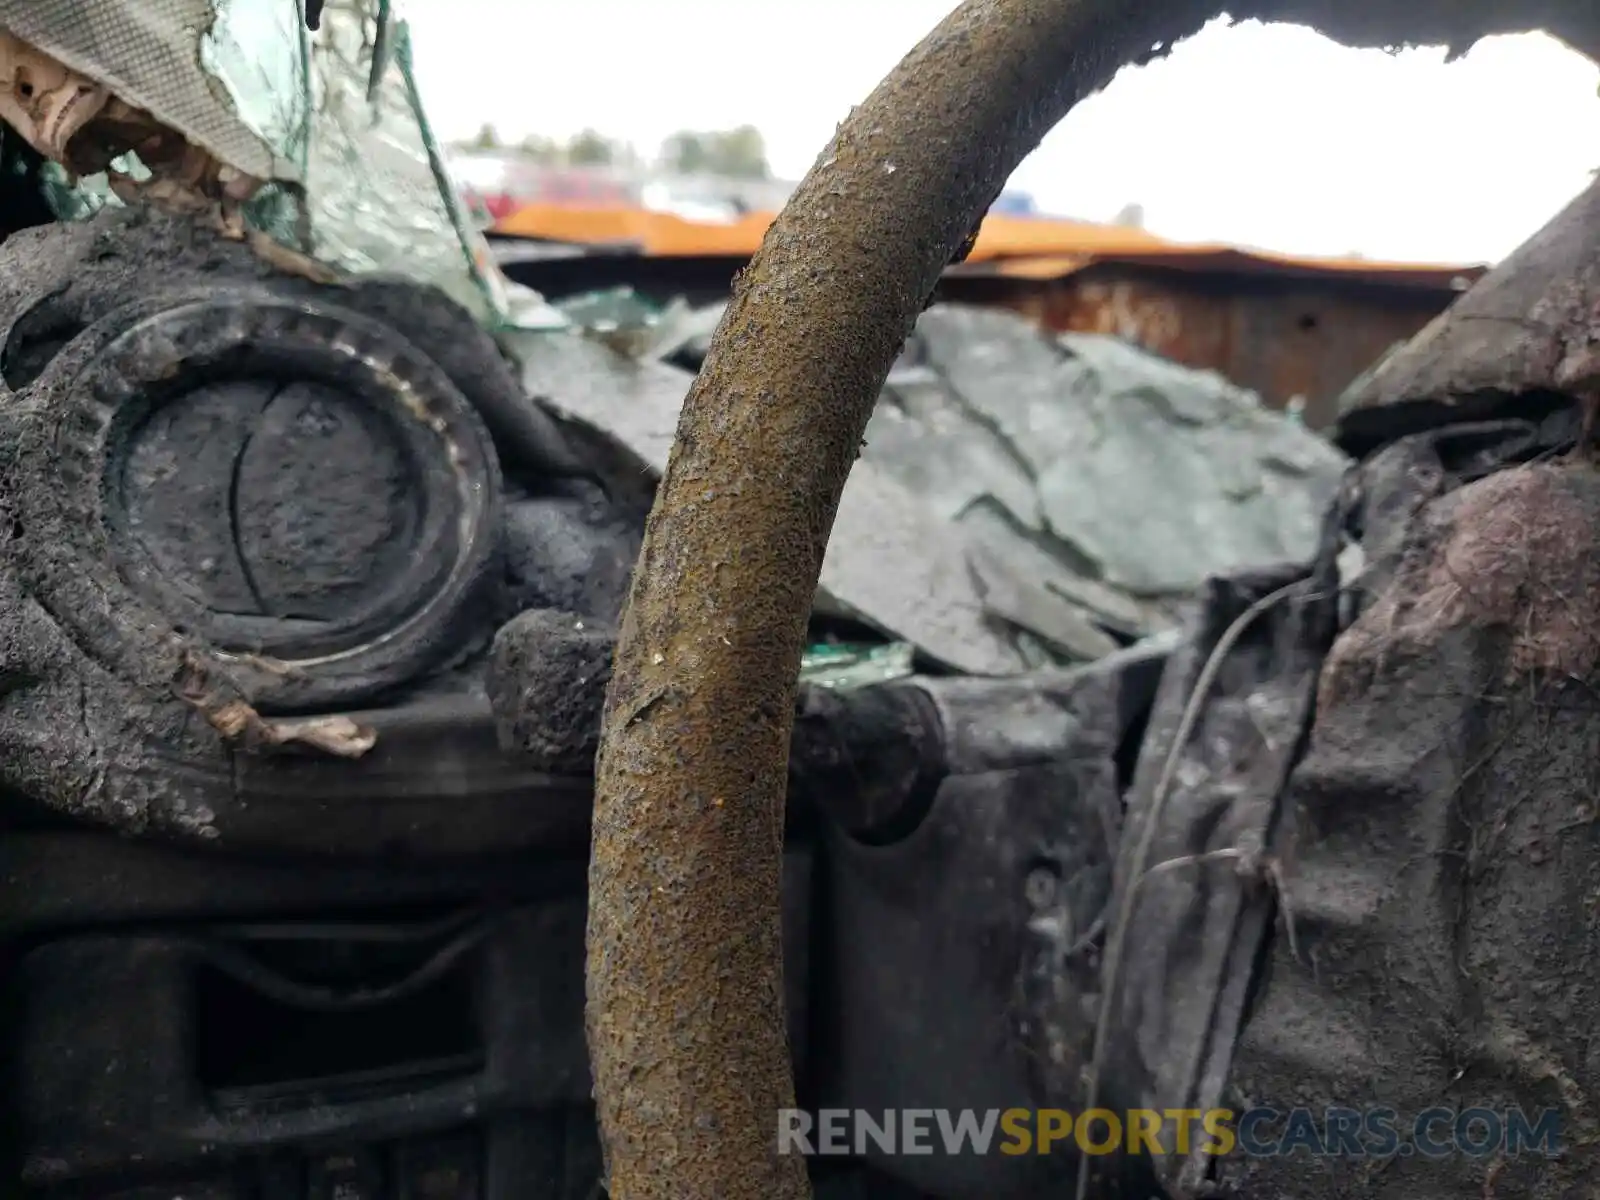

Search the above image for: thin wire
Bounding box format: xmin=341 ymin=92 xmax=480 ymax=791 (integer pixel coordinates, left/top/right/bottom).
xmin=1074 ymin=579 xmax=1305 ymax=1200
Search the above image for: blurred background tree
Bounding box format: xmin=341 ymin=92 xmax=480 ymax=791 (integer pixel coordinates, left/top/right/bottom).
xmin=517 ymin=134 xmax=562 ymax=164
xmin=659 ymin=125 xmax=771 ymax=178
xmin=567 ymin=128 xmax=622 ymax=166
xmin=452 ymin=125 xmax=769 ymax=178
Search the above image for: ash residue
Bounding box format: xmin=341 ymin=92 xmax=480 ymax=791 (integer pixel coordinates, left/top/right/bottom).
xmin=1226 ymin=431 xmax=1600 ymax=1199
xmin=0 ymin=513 xmax=228 ymax=840
xmin=0 ymin=207 xmax=556 ymax=842
xmin=487 ymin=609 xmax=615 ymax=774
xmin=0 ymin=206 xmax=287 ymax=361
xmin=1320 ymin=461 xmax=1600 ymax=705
xmin=0 ymin=212 xmax=249 ymax=837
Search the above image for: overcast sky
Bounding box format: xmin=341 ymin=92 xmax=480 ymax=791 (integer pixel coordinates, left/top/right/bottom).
xmin=405 ymin=2 xmax=1600 ymax=265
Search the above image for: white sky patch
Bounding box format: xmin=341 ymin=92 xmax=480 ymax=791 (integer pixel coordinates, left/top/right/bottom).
xmin=405 ymin=1 xmax=1600 ymax=264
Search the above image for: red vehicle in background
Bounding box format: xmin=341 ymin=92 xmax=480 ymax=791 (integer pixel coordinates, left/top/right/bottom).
xmin=447 ymin=151 xmax=635 ymax=226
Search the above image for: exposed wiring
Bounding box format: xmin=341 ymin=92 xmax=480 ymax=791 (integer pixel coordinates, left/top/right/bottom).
xmin=1074 ymin=578 xmax=1306 ymax=1200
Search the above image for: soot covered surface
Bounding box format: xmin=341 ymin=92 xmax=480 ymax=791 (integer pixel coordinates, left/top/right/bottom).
xmin=0 ymin=207 xmax=607 ymax=854
xmin=121 ymin=377 xmax=419 ymax=630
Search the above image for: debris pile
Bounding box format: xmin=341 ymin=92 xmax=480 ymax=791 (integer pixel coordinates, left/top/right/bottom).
xmin=0 ymin=2 xmax=1349 ymax=684
xmin=533 ymin=297 xmax=1349 ymax=672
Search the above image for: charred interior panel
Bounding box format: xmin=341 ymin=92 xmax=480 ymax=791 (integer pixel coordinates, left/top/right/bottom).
xmin=0 ymin=6 xmax=1591 ymax=1199
xmin=0 ymin=830 xmax=816 ymax=1199
xmin=0 ymin=208 xmax=626 ymax=1198
xmin=0 ymin=208 xmax=1173 ymax=1199
xmin=813 ymin=647 xmax=1168 ymax=1200
xmin=0 ymin=186 xmax=1430 ymax=1200
xmin=0 ymin=194 xmax=1464 ymax=1200
xmin=0 ymin=208 xmax=650 ymax=1198
xmin=0 ymin=208 xmax=647 ymax=856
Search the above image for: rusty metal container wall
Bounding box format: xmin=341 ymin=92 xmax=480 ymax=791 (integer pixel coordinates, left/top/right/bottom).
xmin=940 ymin=264 xmax=1456 ymax=428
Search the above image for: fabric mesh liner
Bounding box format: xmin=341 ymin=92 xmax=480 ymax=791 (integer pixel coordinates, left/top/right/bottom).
xmin=0 ymin=0 xmax=301 ymax=183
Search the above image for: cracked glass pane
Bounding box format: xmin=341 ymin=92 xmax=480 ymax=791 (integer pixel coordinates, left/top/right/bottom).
xmin=303 ymin=0 xmax=497 ymax=319
xmin=201 ymin=0 xmax=312 ymax=172
xmin=13 ymin=0 xmax=565 ymax=330
xmin=298 ymin=0 xmax=562 ymax=327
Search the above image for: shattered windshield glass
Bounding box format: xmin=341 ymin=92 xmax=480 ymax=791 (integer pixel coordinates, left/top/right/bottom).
xmin=0 ymin=0 xmax=566 ymax=329
xmin=202 ymin=0 xmax=312 ymax=171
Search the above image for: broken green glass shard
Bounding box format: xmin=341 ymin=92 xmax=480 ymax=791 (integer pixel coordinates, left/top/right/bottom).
xmin=800 ymin=642 xmax=917 ymax=691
